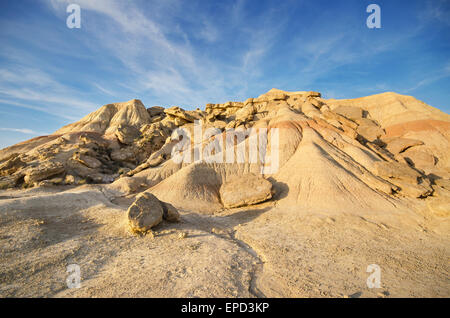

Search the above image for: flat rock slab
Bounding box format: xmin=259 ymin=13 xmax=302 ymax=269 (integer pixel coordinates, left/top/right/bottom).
xmin=374 ymin=161 xmax=421 ymax=183
xmin=385 ymin=137 xmax=423 ymax=155
xmin=220 ymin=173 xmax=273 ymax=209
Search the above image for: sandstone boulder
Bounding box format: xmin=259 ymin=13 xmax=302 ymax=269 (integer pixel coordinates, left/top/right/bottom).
xmin=390 ymin=178 xmax=433 ymax=198
xmin=38 ymin=177 xmax=64 ymax=187
xmin=219 ymin=173 xmax=273 ymax=208
xmin=234 ymin=104 xmax=256 ymax=122
xmin=0 ymin=175 xmax=20 ymax=189
xmin=127 ymin=192 xmax=164 ymax=233
xmin=107 ymin=176 xmax=146 ymax=196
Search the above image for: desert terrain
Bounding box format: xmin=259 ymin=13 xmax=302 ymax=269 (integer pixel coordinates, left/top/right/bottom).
xmin=0 ymin=89 xmax=449 ymax=297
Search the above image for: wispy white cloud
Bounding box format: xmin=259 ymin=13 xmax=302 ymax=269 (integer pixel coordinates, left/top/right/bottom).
xmin=404 ymin=64 xmax=450 ymax=93
xmin=0 ymin=98 xmax=78 ymax=121
xmin=0 ymin=128 xmax=42 ymax=134
xmin=419 ymin=0 xmax=450 ymax=26
xmin=44 ymin=0 xmax=290 ymax=107
xmin=2 ymin=0 xmax=447 ymax=119
xmin=92 ymin=83 xmax=117 ymax=97
xmin=0 ymin=62 xmax=97 ymax=121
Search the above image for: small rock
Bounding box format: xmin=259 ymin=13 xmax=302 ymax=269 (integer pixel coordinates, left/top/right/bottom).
xmin=64 ymin=174 xmax=76 ymax=185
xmin=377 ymin=291 xmax=390 ymax=297
xmin=161 ymin=201 xmax=180 ymax=222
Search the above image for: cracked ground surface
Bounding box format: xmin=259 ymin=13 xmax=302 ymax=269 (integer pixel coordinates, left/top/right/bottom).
xmin=0 ymin=185 xmax=449 ymax=298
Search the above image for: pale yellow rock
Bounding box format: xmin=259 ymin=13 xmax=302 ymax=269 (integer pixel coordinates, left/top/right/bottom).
xmin=219 ymin=173 xmax=273 ymax=209
xmin=400 ymin=148 xmax=436 ymax=170
xmin=384 ymin=137 xmax=424 ymax=155
xmin=55 ymin=99 xmax=150 ymax=135
xmin=164 ymin=106 xmax=196 ymax=123
xmin=373 ymin=161 xmax=420 ymax=183
xmin=1 ymin=88 xmax=450 ymax=298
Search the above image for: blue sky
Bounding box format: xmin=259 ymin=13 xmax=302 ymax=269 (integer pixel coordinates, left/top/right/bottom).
xmin=0 ymin=0 xmax=449 ymax=149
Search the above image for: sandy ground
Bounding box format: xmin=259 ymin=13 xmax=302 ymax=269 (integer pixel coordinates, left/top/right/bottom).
xmin=0 ymin=185 xmax=448 ymax=298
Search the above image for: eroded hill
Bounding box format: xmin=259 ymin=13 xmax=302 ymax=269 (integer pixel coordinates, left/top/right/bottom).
xmin=0 ymin=89 xmax=449 ymax=297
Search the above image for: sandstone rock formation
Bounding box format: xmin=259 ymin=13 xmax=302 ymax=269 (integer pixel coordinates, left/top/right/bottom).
xmin=0 ymin=88 xmax=449 ymax=217
xmin=1 ymin=88 xmax=449 ymax=298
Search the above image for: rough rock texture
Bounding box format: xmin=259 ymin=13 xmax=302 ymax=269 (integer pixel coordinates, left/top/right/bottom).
xmin=23 ymin=161 xmax=65 ymax=185
xmin=127 ymin=192 xmax=164 ymax=233
xmin=115 ymin=124 xmax=141 ymax=145
xmin=220 ymin=173 xmax=273 ymax=208
xmin=384 ymin=137 xmax=424 ymax=155
xmin=161 ymin=201 xmax=181 ymax=222
xmin=1 ymin=89 xmax=449 ymax=209
xmin=55 ymin=99 xmax=151 ymax=135
xmin=1 ymin=88 xmax=449 ymax=298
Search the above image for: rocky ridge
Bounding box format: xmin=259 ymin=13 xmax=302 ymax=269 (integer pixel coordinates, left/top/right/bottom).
xmin=0 ymin=88 xmax=449 ymax=222
xmin=1 ymin=88 xmax=449 ymax=298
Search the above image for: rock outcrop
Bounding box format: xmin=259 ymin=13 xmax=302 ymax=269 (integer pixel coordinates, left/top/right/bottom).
xmin=0 ymin=89 xmax=449 ymax=218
